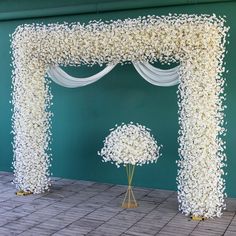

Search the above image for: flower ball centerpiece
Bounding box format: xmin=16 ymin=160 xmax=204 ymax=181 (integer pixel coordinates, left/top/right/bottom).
xmin=98 ymin=122 xmax=162 ymax=208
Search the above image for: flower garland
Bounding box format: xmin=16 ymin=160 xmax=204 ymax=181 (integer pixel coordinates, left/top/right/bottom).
xmin=98 ymin=122 xmax=161 ymax=167
xmin=11 ymin=14 xmax=228 ymax=217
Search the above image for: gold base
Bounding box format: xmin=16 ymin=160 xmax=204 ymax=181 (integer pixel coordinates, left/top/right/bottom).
xmin=122 ymin=164 xmax=138 ymax=209
xmin=122 ymin=201 xmax=138 ymax=208
xmin=191 ymin=215 xmax=206 ymax=221
xmin=15 ymin=190 xmax=33 ymax=196
xmin=122 ymin=186 xmax=138 ymax=209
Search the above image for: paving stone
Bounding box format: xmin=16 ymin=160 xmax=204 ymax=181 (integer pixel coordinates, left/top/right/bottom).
xmin=104 ymin=196 xmax=125 ymax=208
xmin=0 ymin=227 xmax=20 ymax=236
xmin=0 ymin=214 xmax=22 ymax=227
xmin=126 ymin=222 xmax=162 ymax=235
xmin=19 ymin=227 xmax=57 ymax=235
xmin=57 ymin=178 xmax=76 ymax=185
xmin=166 ymin=213 xmax=198 ymax=230
xmin=71 ymin=218 xmax=104 ymax=229
xmin=4 ymin=220 xmax=35 ymax=232
xmin=85 ymin=183 xmax=114 ymax=193
xmin=87 ymin=231 xmax=116 ymax=236
xmin=159 ymin=225 xmax=193 ymax=235
xmin=53 ymin=227 xmax=89 ymax=236
xmin=227 ymin=225 xmax=236 ymax=232
xmin=89 ymin=223 xmax=126 ymax=236
xmin=196 ymin=220 xmax=231 ymax=234
xmin=62 ymin=183 xmax=89 ymax=193
xmin=43 ymin=190 xmax=75 ymax=200
xmin=76 ymin=202 xmax=102 ymax=210
xmin=86 ymin=194 xmax=116 ymax=205
xmin=147 ymin=189 xmax=174 ymax=199
xmin=190 ymin=229 xmax=223 ymax=236
xmin=224 ymin=231 xmax=236 ymax=236
xmin=1 ymin=171 xmax=236 ymax=236
xmin=54 ymin=208 xmax=91 ymax=221
xmin=22 ymin=211 xmax=57 ymax=223
xmin=105 ymin=217 xmax=135 ymax=229
xmin=126 ymin=232 xmax=155 ymax=236
xmin=115 ymin=210 xmax=146 ymax=223
xmin=59 ymin=194 xmax=88 ymax=205
xmin=128 ymin=188 xmax=153 ymax=200
xmin=106 ymin=185 xmax=127 ymax=193
xmin=145 ymin=209 xmax=177 ymax=221
xmin=85 ymin=207 xmax=120 ymax=221
xmin=141 ymin=196 xmax=168 ymax=204
xmin=36 ymin=218 xmax=70 ymax=231
xmin=121 ymin=234 xmax=136 ymax=236
xmin=126 ymin=200 xmax=158 ymax=214
xmin=0 ymin=201 xmax=22 ymax=211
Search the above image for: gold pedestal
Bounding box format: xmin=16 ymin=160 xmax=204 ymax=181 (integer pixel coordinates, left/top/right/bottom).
xmin=15 ymin=190 xmax=33 ymax=196
xmin=191 ymin=215 xmax=206 ymax=221
xmin=122 ymin=164 xmax=138 ymax=208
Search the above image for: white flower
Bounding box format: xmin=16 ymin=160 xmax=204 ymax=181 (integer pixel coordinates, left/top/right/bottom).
xmin=98 ymin=122 xmax=161 ymax=167
xmin=11 ymin=14 xmax=228 ymax=217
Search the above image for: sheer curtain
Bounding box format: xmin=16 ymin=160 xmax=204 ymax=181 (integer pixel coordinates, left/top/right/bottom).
xmin=47 ymin=62 xmax=179 ymax=88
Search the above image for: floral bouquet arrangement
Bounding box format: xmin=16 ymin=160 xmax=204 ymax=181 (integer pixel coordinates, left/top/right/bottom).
xmin=98 ymin=122 xmax=161 ymax=208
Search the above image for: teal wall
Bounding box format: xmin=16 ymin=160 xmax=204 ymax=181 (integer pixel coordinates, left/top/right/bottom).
xmin=0 ymin=1 xmax=236 ymax=196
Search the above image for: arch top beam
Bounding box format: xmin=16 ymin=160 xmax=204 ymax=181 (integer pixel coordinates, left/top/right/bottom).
xmin=12 ymin=14 xmax=227 ymax=66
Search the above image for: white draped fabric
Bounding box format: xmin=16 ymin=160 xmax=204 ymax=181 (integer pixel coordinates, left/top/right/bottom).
xmin=133 ymin=62 xmax=180 ymax=87
xmin=47 ymin=64 xmax=116 ymax=88
xmin=47 ymin=62 xmax=180 ymax=88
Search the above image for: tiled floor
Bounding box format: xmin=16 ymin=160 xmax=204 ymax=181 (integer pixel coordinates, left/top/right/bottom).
xmin=0 ymin=171 xmax=236 ymax=236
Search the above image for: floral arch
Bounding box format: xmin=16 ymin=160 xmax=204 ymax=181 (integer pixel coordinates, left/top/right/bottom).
xmin=11 ymin=14 xmax=228 ymax=218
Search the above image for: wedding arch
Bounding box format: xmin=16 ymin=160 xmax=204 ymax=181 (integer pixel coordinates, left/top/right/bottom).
xmin=11 ymin=14 xmax=228 ymax=218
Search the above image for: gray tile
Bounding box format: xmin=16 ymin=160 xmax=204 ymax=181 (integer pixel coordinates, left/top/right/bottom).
xmin=71 ymin=218 xmax=104 ymax=229
xmin=224 ymin=231 xmax=236 ymax=236
xmin=0 ymin=227 xmax=20 ymax=236
xmin=1 ymin=171 xmax=236 ymax=236
xmin=126 ymin=222 xmax=162 ymax=235
xmin=53 ymin=227 xmax=88 ymax=236
xmin=20 ymin=227 xmax=57 ymax=235
xmin=89 ymin=223 xmax=126 ymax=236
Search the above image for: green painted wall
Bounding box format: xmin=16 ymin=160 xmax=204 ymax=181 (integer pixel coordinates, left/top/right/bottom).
xmin=0 ymin=1 xmax=236 ymax=196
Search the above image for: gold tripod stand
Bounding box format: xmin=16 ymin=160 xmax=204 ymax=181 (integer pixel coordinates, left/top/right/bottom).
xmin=122 ymin=164 xmax=138 ymax=208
